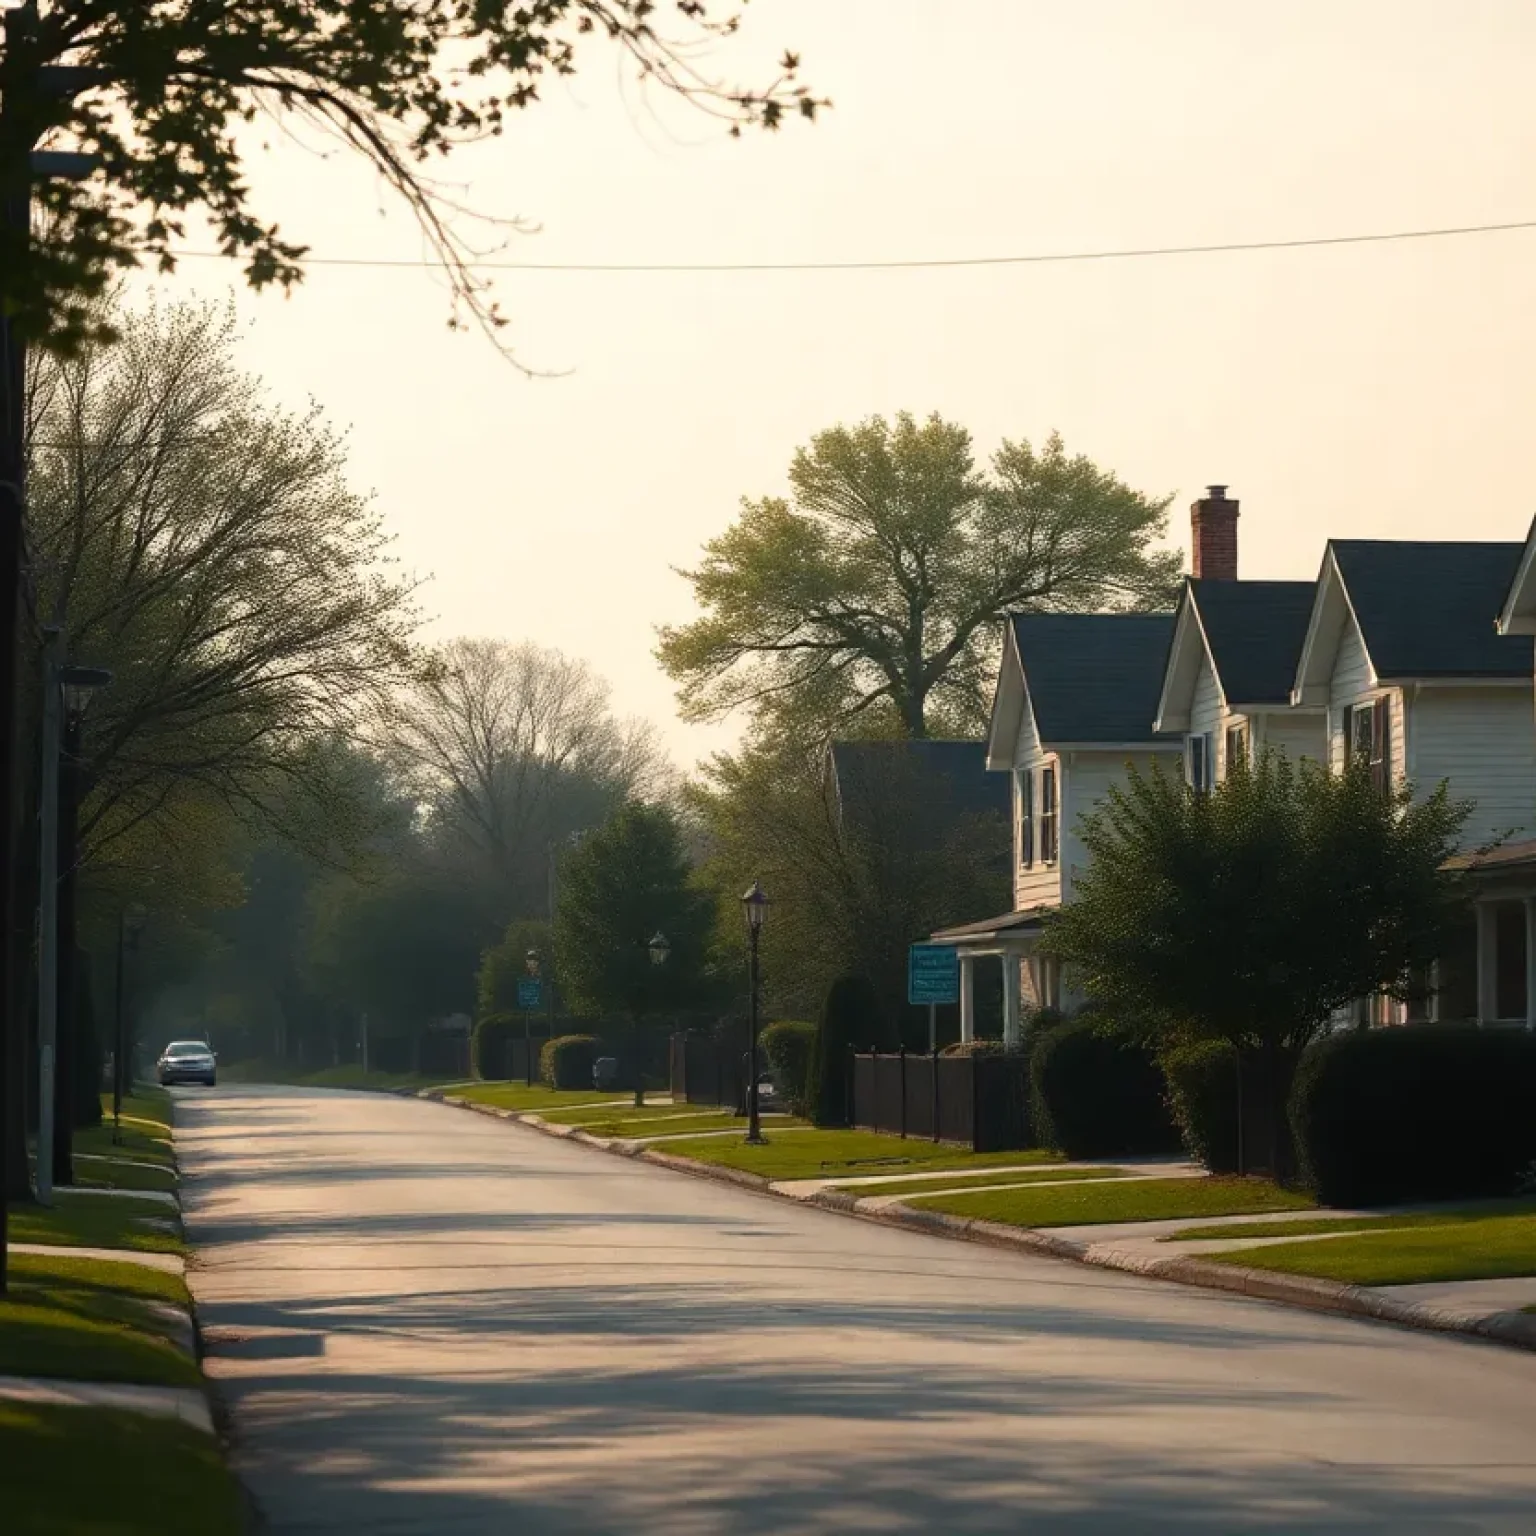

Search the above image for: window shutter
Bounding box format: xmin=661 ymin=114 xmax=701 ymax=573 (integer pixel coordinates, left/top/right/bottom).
xmin=1374 ymin=696 xmax=1391 ymax=791
xmin=1019 ymin=771 xmax=1033 ymax=866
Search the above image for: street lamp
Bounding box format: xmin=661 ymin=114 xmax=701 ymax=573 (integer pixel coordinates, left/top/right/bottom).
xmin=740 ymin=881 xmax=769 ymax=1145
xmin=648 ymin=932 xmax=671 ymax=967
xmin=36 ymin=639 xmax=112 ymax=1201
xmin=523 ymin=949 xmax=541 ymax=1087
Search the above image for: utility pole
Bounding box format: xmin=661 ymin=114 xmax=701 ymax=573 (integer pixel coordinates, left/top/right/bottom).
xmin=34 ymin=627 xmax=61 ymax=1201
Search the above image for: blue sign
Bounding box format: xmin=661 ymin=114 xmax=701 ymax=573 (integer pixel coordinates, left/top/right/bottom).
xmin=908 ymin=943 xmax=959 ymax=1006
xmin=516 ymin=978 xmax=543 ymax=1010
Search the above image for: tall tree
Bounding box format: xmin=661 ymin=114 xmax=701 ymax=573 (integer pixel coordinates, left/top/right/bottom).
xmin=27 ymin=296 xmax=422 ymax=885
xmin=554 ymin=800 xmax=712 ymax=1104
xmin=1043 ymin=754 xmax=1471 ymax=1169
xmin=386 ymin=637 xmax=667 ymax=926
xmin=1 ymin=1 xmax=822 ymax=355
xmin=659 ymin=414 xmax=1182 ymax=741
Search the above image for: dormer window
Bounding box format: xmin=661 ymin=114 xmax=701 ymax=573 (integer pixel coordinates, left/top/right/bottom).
xmin=1039 ymin=764 xmax=1059 ymax=865
xmin=1187 ymin=733 xmax=1213 ymax=794
xmin=1225 ymin=721 xmax=1250 ymax=776
xmin=1017 ymin=769 xmax=1034 ymax=867
xmin=1346 ymin=697 xmax=1391 ymax=792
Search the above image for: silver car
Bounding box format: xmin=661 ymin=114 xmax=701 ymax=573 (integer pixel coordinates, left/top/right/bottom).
xmin=157 ymin=1039 xmax=217 ymax=1087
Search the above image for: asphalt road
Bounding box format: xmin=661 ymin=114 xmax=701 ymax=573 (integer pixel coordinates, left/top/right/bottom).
xmin=178 ymin=1085 xmax=1536 ymax=1534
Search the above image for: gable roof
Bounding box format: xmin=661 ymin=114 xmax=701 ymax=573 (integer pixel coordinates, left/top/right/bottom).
xmin=994 ymin=612 xmax=1178 ymax=749
xmin=829 ymin=739 xmax=1009 ymax=836
xmin=1497 ymin=514 xmax=1536 ymax=636
xmin=1332 ymin=540 xmax=1530 ymax=680
xmin=1189 ymin=579 xmax=1320 ymax=705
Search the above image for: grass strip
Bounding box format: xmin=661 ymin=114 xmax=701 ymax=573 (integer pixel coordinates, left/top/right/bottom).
xmin=911 ymin=1176 xmax=1313 ymax=1228
xmin=845 ymin=1166 xmax=1126 ymax=1198
xmin=0 ymin=1402 xmax=242 ymax=1536
xmin=453 ymin=1083 xmax=636 ymax=1113
xmin=0 ymin=1253 xmax=197 ymax=1387
xmin=1168 ymin=1197 xmax=1536 ymax=1243
xmin=655 ymin=1128 xmax=1061 ymax=1182
xmin=1206 ymin=1213 xmax=1536 ymax=1287
xmin=71 ymin=1158 xmax=179 ymax=1194
xmin=75 ymin=1118 xmax=176 ymax=1169
xmin=8 ymin=1191 xmax=184 ymax=1255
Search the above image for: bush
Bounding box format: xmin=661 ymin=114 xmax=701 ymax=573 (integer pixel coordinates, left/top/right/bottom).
xmin=1290 ymin=1025 xmax=1536 ymax=1206
xmin=807 ymin=975 xmax=885 ymax=1127
xmin=1030 ymin=1017 xmax=1181 ymax=1159
xmin=1162 ymin=1040 xmax=1240 ymax=1172
xmin=541 ymin=1033 xmax=600 ymax=1090
xmin=940 ymin=1038 xmax=1008 ymax=1058
xmin=761 ymin=1020 xmax=816 ymax=1114
xmin=472 ymin=1013 xmax=522 ymax=1080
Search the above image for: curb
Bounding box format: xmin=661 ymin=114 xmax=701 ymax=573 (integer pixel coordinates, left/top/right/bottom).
xmin=421 ymin=1091 xmax=1536 ymax=1355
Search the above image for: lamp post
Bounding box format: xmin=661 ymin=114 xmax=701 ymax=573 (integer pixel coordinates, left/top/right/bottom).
xmin=524 ymin=949 xmax=541 ymax=1088
xmin=740 ymin=882 xmax=768 ymax=1145
xmin=35 ymin=639 xmax=111 ymax=1202
xmin=641 ymin=930 xmax=670 ymax=1109
xmin=112 ymin=905 xmax=145 ymax=1146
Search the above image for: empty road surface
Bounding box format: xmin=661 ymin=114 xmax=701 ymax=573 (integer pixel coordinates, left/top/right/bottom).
xmin=178 ymin=1086 xmax=1536 ymax=1534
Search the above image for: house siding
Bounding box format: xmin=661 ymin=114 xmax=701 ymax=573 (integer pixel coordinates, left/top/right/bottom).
xmin=1327 ymin=618 xmax=1406 ymax=781
xmin=1062 ymin=749 xmax=1180 ymax=904
xmin=1408 ymin=688 xmax=1536 ymax=850
xmin=1012 ymin=713 xmax=1062 ymax=909
xmin=1189 ymin=657 xmax=1225 ymax=780
xmin=1257 ymin=709 xmax=1327 ymax=764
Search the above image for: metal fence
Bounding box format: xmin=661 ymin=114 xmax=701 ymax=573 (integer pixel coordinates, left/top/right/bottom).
xmin=670 ymin=1030 xmax=746 ymax=1110
xmin=850 ymin=1049 xmax=1031 ymax=1153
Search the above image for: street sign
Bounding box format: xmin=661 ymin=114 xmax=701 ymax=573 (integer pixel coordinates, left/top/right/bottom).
xmin=908 ymin=943 xmax=959 ymax=1006
xmin=516 ymin=978 xmax=543 ymax=1010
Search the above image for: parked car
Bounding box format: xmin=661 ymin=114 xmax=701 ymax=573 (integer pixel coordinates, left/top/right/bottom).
xmin=157 ymin=1040 xmax=217 ymax=1087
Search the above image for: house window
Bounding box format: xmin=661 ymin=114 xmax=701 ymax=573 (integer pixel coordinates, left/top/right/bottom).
xmin=1346 ymin=697 xmax=1391 ymax=792
xmin=1039 ymin=764 xmax=1058 ymax=865
xmin=1017 ymin=770 xmax=1034 ymax=868
xmin=1187 ymin=733 xmax=1213 ymax=794
xmin=1225 ymin=721 xmax=1249 ymax=776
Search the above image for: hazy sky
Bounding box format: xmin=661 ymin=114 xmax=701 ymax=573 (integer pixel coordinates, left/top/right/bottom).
xmin=135 ymin=0 xmax=1536 ymax=763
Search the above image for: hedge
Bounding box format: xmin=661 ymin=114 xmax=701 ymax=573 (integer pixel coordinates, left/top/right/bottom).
xmin=761 ymin=1020 xmax=816 ymax=1114
xmin=1162 ymin=1040 xmax=1240 ymax=1173
xmin=1030 ymin=1017 xmax=1181 ymax=1160
xmin=807 ymin=975 xmax=885 ymax=1127
xmin=1290 ymin=1025 xmax=1536 ymax=1206
xmin=940 ymin=1039 xmax=1008 ymax=1058
xmin=472 ymin=1013 xmax=521 ymax=1080
xmin=540 ymin=1033 xmax=600 ymax=1091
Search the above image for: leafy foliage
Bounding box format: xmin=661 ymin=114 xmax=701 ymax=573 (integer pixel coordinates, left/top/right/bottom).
xmin=1161 ymin=1040 xmax=1240 ymax=1173
xmin=471 ymin=1012 xmax=521 ymax=1081
xmin=806 ymin=973 xmax=884 ymax=1128
xmin=760 ymin=1019 xmax=815 ymax=1114
xmin=659 ymin=414 xmax=1181 ymax=740
xmin=1028 ymin=1017 xmax=1179 ymax=1160
xmin=1290 ymin=1026 xmax=1536 ymax=1206
xmin=2 ymin=1 xmax=823 ymax=355
xmin=554 ymin=801 xmax=712 ymax=1021
xmin=1044 ymin=752 xmax=1472 ymax=1055
xmin=478 ymin=919 xmax=554 ymax=1018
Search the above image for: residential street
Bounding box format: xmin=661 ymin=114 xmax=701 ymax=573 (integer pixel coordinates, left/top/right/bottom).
xmin=179 ymin=1087 xmax=1536 ymax=1534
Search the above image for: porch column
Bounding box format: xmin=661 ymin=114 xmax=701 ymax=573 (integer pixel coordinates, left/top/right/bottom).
xmin=1001 ymin=952 xmax=1022 ymax=1049
xmin=1475 ymin=901 xmax=1496 ymax=1024
xmin=1526 ymin=898 xmax=1536 ymax=1030
xmin=959 ymin=953 xmax=977 ymax=1042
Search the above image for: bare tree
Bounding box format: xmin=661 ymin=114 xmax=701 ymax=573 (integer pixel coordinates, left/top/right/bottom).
xmin=387 ymin=637 xmax=667 ymax=921
xmin=26 ymin=295 xmax=423 ymax=892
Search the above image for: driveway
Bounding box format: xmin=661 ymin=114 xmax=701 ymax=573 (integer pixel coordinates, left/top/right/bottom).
xmin=177 ymin=1085 xmax=1536 ymax=1533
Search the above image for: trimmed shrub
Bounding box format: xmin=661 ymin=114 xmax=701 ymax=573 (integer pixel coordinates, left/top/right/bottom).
xmin=1162 ymin=1040 xmax=1240 ymax=1173
xmin=761 ymin=1020 xmax=816 ymax=1114
xmin=807 ymin=975 xmax=885 ymax=1127
xmin=541 ymin=1033 xmax=600 ymax=1090
xmin=1030 ymin=1017 xmax=1181 ymax=1159
xmin=1290 ymin=1025 xmax=1536 ymax=1206
xmin=940 ymin=1038 xmax=1008 ymax=1058
xmin=472 ymin=1013 xmax=521 ymax=1080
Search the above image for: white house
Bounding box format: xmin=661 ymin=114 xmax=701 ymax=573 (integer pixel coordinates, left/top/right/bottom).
xmin=929 ymin=609 xmax=1180 ymax=1042
xmin=1292 ymin=538 xmax=1536 ymax=1024
xmin=1155 ymin=576 xmax=1326 ymax=784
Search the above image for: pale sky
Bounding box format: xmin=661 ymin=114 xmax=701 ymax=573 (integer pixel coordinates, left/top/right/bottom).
xmin=134 ymin=0 xmax=1536 ymax=764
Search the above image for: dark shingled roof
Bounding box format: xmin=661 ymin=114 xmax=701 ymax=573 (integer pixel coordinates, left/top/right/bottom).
xmin=829 ymin=739 xmax=1009 ymax=833
xmin=1009 ymin=612 xmax=1176 ymax=743
xmin=1332 ymin=541 xmax=1533 ymax=679
xmin=1190 ymin=579 xmax=1318 ymax=705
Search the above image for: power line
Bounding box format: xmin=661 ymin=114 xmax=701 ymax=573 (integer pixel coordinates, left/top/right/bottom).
xmin=166 ymin=217 xmax=1536 ymax=275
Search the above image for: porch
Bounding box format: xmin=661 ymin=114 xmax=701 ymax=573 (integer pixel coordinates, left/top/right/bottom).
xmin=928 ymin=907 xmax=1056 ymax=1047
xmin=1442 ymin=840 xmax=1536 ymax=1028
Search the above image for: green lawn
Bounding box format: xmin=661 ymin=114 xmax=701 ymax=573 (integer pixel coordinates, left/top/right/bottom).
xmin=654 ymin=1128 xmax=1062 ymax=1182
xmin=70 ymin=1156 xmax=179 ymax=1194
xmin=593 ymin=1112 xmax=808 ymax=1139
xmin=75 ymin=1118 xmax=176 ymax=1170
xmin=911 ymin=1176 xmax=1313 ymax=1229
xmin=1206 ymin=1212 xmax=1536 ymax=1287
xmin=452 ymin=1083 xmax=636 ymax=1113
xmin=7 ymin=1191 xmax=185 ymax=1255
xmin=0 ymin=1252 xmax=198 ymax=1387
xmin=1 ymin=1402 xmax=243 ymax=1536
xmin=1170 ymin=1198 xmax=1536 ymax=1243
xmin=842 ymin=1165 xmax=1127 ymax=1198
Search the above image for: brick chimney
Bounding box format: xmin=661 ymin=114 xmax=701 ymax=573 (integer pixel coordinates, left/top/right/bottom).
xmin=1191 ymin=485 xmax=1239 ymax=580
